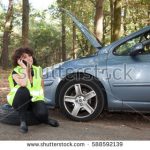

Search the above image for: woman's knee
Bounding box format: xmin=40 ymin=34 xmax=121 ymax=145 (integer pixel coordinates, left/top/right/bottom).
xmin=17 ymin=87 xmax=29 ymax=93
xmin=13 ymin=87 xmax=31 ymax=108
xmin=16 ymin=87 xmax=30 ymax=97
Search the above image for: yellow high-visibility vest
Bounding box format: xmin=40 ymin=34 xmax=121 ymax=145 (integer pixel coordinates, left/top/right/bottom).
xmin=7 ymin=65 xmax=44 ymax=106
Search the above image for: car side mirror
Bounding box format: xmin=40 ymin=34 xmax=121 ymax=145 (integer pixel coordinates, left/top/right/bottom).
xmin=129 ymin=43 xmax=144 ymax=56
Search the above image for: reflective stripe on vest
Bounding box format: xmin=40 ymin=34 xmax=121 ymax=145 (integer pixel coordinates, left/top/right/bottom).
xmin=30 ymin=89 xmax=44 ymax=97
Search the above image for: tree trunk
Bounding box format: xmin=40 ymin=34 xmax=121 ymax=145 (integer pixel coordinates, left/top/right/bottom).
xmin=61 ymin=11 xmax=66 ymax=61
xmin=22 ymin=0 xmax=29 ymax=47
xmin=1 ymin=0 xmax=13 ymax=70
xmin=110 ymin=0 xmax=114 ymax=42
xmin=148 ymin=5 xmax=150 ymax=26
xmin=57 ymin=0 xmax=67 ymax=61
xmin=94 ymin=0 xmax=104 ymax=42
xmin=103 ymin=15 xmax=106 ymax=45
xmin=111 ymin=0 xmax=122 ymax=42
xmin=72 ymin=23 xmax=76 ymax=59
xmin=123 ymin=2 xmax=127 ymax=36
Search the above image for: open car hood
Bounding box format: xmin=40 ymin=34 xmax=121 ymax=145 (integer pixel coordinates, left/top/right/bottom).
xmin=62 ymin=9 xmax=103 ymax=49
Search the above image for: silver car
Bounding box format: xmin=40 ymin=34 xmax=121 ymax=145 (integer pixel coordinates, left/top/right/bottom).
xmin=43 ymin=10 xmax=150 ymax=121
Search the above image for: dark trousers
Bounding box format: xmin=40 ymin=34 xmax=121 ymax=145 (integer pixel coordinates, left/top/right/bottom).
xmin=12 ymin=87 xmax=49 ymax=124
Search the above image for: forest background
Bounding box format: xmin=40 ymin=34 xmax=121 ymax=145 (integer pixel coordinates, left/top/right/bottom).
xmin=0 ymin=0 xmax=149 ymax=69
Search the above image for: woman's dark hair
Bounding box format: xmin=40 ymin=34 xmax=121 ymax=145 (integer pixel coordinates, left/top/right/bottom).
xmin=12 ymin=47 xmax=37 ymax=67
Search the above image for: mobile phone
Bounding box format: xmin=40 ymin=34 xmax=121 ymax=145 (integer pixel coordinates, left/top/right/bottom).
xmin=22 ymin=60 xmax=27 ymax=66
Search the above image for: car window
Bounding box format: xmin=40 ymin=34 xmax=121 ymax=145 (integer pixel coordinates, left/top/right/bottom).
xmin=140 ymin=32 xmax=150 ymax=53
xmin=113 ymin=31 xmax=150 ymax=56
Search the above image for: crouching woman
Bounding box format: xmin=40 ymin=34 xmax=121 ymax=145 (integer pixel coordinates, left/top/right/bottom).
xmin=7 ymin=47 xmax=59 ymax=133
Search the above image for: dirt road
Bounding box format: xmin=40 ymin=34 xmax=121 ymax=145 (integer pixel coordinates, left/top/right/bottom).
xmin=0 ymin=109 xmax=150 ymax=140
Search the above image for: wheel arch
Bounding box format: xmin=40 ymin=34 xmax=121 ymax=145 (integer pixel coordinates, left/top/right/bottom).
xmin=55 ymin=72 xmax=108 ymax=108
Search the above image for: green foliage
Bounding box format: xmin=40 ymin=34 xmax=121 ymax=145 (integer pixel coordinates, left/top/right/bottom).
xmin=29 ymin=9 xmax=62 ymax=67
xmin=0 ymin=0 xmax=149 ymax=68
xmin=55 ymin=0 xmax=96 ymax=58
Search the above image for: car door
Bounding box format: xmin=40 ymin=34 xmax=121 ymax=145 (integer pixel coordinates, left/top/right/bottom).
xmin=107 ymin=30 xmax=150 ymax=111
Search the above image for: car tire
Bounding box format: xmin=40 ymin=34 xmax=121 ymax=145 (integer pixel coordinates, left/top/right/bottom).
xmin=0 ymin=104 xmax=40 ymax=125
xmin=59 ymin=78 xmax=105 ymax=121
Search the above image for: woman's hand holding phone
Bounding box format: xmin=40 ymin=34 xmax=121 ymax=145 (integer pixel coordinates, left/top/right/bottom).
xmin=22 ymin=60 xmax=27 ymax=66
xmin=17 ymin=59 xmax=27 ymax=68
